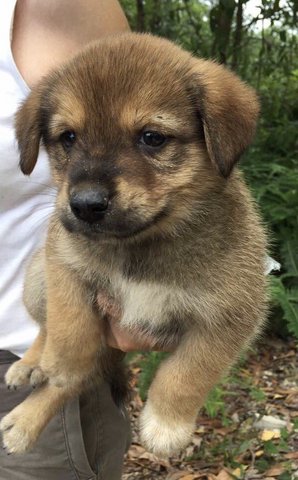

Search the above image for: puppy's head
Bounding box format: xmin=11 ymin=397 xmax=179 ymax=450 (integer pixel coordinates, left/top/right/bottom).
xmin=16 ymin=33 xmax=259 ymax=241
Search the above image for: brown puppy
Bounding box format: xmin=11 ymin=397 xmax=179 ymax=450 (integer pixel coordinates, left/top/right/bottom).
xmin=0 ymin=33 xmax=268 ymax=456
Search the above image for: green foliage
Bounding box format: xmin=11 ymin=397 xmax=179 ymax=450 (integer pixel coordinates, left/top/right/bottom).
xmin=120 ymin=0 xmax=212 ymax=56
xmin=242 ymin=64 xmax=298 ymax=337
xmin=137 ymin=352 xmax=168 ymax=401
xmin=270 ymin=277 xmax=298 ymax=337
xmin=204 ymin=384 xmax=228 ymax=420
xmin=249 ymin=385 xmax=267 ymax=402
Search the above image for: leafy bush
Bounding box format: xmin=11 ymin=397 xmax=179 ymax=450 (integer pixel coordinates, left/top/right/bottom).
xmin=242 ymin=68 xmax=298 ymax=338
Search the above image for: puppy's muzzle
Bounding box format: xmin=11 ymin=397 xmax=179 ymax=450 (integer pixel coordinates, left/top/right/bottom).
xmin=70 ymin=188 xmax=109 ymax=224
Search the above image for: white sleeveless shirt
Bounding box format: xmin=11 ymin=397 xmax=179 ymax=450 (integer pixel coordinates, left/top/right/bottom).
xmin=0 ymin=0 xmax=54 ymax=356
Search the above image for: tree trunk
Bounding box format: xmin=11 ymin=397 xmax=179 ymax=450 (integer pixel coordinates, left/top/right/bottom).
xmin=231 ymin=0 xmax=244 ymax=71
xmin=136 ymin=0 xmax=145 ymax=32
xmin=210 ymin=0 xmax=236 ymax=64
xmin=150 ymin=0 xmax=162 ymax=33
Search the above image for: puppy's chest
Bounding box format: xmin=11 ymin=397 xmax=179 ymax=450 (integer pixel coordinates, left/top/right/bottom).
xmin=78 ymin=245 xmax=173 ymax=309
xmin=110 ymin=272 xmax=183 ymax=329
xmin=69 ymin=239 xmax=191 ymax=328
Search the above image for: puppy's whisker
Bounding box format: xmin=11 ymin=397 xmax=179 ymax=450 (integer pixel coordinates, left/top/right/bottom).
xmin=26 ymin=213 xmax=55 ymax=231
xmin=18 ymin=180 xmax=57 ymax=191
xmin=27 ymin=204 xmax=56 ymax=214
xmin=21 ymin=192 xmax=57 ymax=198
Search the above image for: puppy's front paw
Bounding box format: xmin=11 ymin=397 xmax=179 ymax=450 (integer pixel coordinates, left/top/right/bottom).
xmin=139 ymin=401 xmax=195 ymax=457
xmin=0 ymin=403 xmax=41 ymax=454
xmin=5 ymin=361 xmax=33 ymax=389
xmin=5 ymin=361 xmax=48 ymax=391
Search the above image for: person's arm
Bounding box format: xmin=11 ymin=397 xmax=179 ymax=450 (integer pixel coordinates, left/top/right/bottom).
xmin=12 ymin=0 xmax=130 ymax=88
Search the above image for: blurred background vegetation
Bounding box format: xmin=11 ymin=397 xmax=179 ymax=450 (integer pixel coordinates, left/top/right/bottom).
xmin=120 ymin=0 xmax=298 ymax=341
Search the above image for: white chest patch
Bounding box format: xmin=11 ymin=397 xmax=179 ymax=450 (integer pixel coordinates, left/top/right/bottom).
xmin=111 ymin=274 xmax=184 ymax=329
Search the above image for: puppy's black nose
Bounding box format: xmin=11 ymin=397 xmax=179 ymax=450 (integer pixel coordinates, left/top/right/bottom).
xmin=70 ymin=189 xmax=109 ymax=223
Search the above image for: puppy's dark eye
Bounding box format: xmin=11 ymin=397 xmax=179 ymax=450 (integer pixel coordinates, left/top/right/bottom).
xmin=59 ymin=130 xmax=76 ymax=150
xmin=140 ymin=131 xmax=167 ymax=148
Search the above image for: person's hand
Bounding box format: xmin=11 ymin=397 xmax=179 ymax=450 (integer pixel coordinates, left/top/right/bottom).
xmin=105 ymin=317 xmax=167 ymax=352
xmin=97 ymin=292 xmax=173 ymax=353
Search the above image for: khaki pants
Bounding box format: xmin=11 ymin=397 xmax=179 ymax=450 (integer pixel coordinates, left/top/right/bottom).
xmin=0 ymin=351 xmax=131 ymax=480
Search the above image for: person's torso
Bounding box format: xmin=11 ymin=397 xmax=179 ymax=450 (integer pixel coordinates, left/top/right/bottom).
xmin=0 ymin=0 xmax=54 ymax=356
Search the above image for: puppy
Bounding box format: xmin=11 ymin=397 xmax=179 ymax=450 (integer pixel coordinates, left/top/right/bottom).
xmin=0 ymin=33 xmax=268 ymax=456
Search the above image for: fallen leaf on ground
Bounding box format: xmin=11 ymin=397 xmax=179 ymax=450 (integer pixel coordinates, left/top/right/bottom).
xmin=231 ymin=467 xmax=242 ymax=478
xmin=215 ymin=469 xmax=233 ymax=480
xmin=255 ymin=449 xmax=264 ymax=457
xmin=284 ymin=451 xmax=298 ymax=459
xmin=166 ymin=472 xmax=195 ymax=480
xmin=260 ymin=429 xmax=281 ymax=441
xmin=265 ymin=465 xmax=285 ymax=476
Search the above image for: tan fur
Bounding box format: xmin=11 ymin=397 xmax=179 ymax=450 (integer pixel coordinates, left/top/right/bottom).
xmin=0 ymin=33 xmax=268 ymax=456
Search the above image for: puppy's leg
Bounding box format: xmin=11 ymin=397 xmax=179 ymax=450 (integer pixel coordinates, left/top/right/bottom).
xmin=1 ymin=258 xmax=103 ymax=453
xmin=5 ymin=249 xmax=48 ymax=389
xmin=139 ymin=323 xmax=259 ymax=457
xmin=38 ymin=257 xmax=103 ymax=390
xmin=23 ymin=248 xmax=47 ymax=325
xmin=5 ymin=330 xmax=46 ymax=389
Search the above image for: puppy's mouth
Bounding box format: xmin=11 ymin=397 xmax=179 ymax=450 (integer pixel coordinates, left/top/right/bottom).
xmin=59 ymin=206 xmax=169 ymax=240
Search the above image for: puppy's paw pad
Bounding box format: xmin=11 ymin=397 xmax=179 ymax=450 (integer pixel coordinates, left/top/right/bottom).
xmin=5 ymin=361 xmax=33 ymax=389
xmin=30 ymin=367 xmax=48 ymax=388
xmin=139 ymin=402 xmax=194 ymax=457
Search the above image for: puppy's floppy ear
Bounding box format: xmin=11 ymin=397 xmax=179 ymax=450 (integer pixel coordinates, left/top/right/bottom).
xmin=191 ymin=59 xmax=260 ymax=177
xmin=15 ymin=87 xmax=44 ymax=175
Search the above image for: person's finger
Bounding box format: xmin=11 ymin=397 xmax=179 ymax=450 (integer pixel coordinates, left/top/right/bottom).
xmin=106 ymin=320 xmax=153 ymax=352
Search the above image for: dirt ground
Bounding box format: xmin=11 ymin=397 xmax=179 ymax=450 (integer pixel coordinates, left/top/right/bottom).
xmin=123 ymin=338 xmax=298 ymax=480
